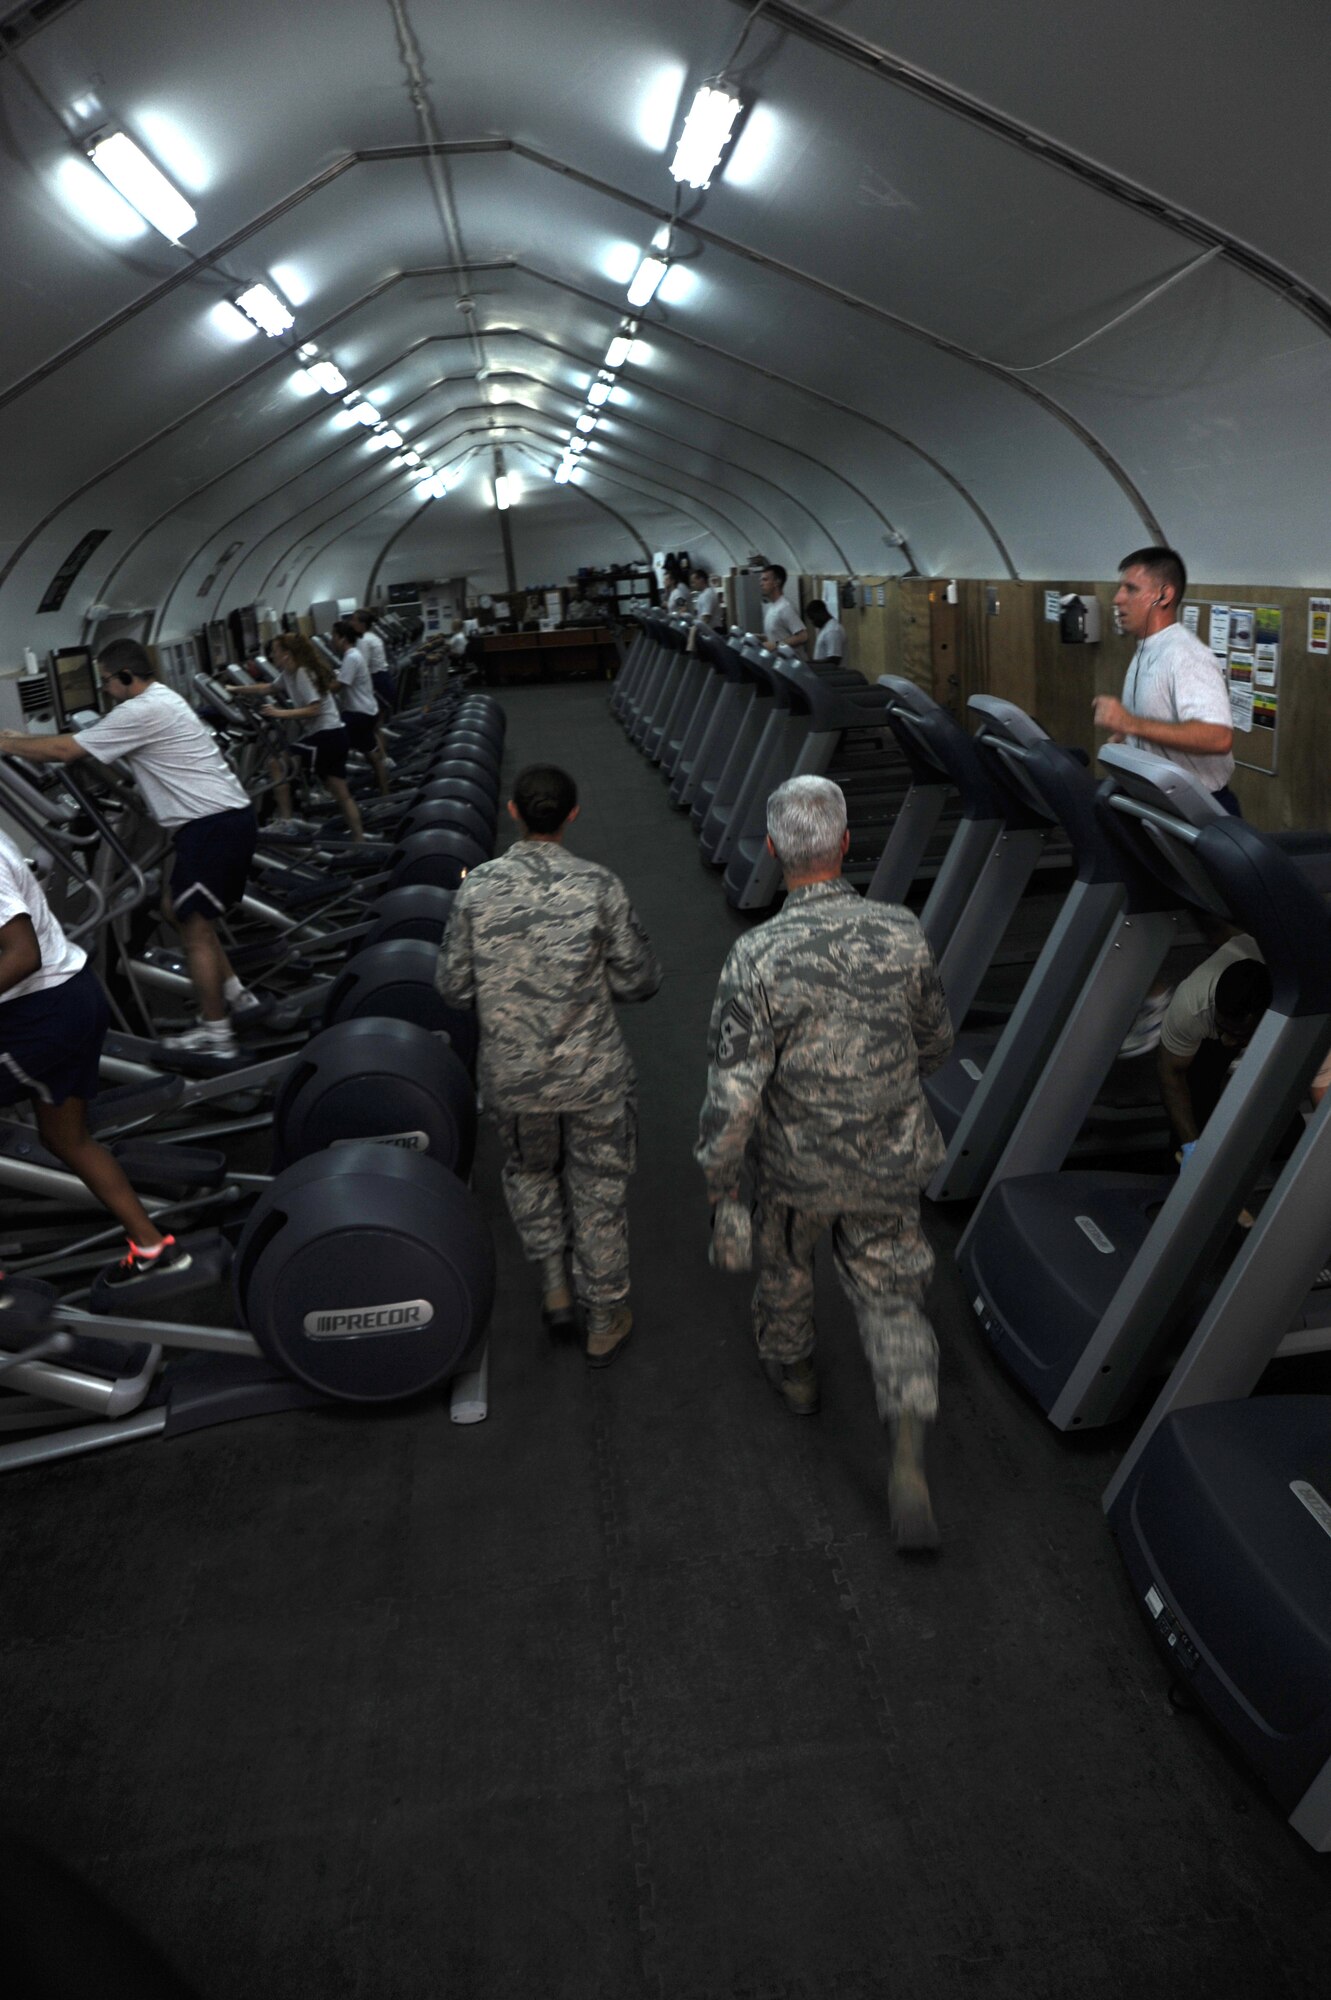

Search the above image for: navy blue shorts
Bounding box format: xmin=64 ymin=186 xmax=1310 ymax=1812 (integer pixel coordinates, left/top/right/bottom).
xmin=294 ymin=727 xmax=348 ymax=782
xmin=170 ymin=804 xmax=258 ymax=921
xmin=0 ymin=962 xmax=109 ymax=1107
xmin=372 ymin=670 xmax=397 ymax=709
xmin=343 ymin=710 xmax=377 ymax=754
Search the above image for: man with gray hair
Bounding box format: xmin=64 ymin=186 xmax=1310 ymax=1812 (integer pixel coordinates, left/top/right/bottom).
xmin=695 ymin=774 xmax=953 ymax=1549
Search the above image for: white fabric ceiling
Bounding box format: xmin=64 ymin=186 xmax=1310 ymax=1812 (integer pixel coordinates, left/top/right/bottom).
xmin=0 ymin=0 xmax=1326 ymax=651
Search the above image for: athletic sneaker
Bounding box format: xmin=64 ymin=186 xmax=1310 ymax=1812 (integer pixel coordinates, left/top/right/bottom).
xmin=161 ymin=1020 xmax=239 ymax=1058
xmin=102 ymin=1235 xmax=193 ymax=1290
xmin=229 ymin=988 xmax=263 ymax=1018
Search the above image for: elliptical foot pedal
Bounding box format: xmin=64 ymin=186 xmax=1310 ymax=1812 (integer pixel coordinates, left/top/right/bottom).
xmin=88 ymin=1231 xmax=232 ymax=1316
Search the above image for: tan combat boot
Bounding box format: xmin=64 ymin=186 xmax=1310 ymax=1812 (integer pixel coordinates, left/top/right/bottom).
xmin=586 ymin=1303 xmax=633 ymax=1368
xmin=888 ymin=1413 xmax=940 ymax=1552
xmin=541 ymin=1254 xmax=578 ymax=1340
xmin=762 ymin=1355 xmax=820 ymax=1416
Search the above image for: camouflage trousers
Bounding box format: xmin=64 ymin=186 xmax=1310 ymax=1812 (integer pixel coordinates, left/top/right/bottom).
xmin=499 ymin=1098 xmax=637 ymax=1308
xmin=752 ymin=1198 xmax=939 ymax=1421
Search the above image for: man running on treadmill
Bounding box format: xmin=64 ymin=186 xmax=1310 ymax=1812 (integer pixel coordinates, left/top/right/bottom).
xmin=0 ymin=639 xmax=258 ymax=1059
xmin=0 ymin=828 xmax=189 ymax=1289
xmin=1093 ymin=545 xmax=1239 ymax=813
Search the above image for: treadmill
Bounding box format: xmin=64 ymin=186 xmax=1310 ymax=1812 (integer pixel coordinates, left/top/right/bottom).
xmin=722 ymin=656 xmax=895 ymax=911
xmin=618 ymin=614 xmax=672 ymax=740
xmin=630 ymin=617 xmax=691 ymax=753
xmin=647 ymin=626 xmax=711 ymax=770
xmin=661 ymin=623 xmax=730 ymax=786
xmin=867 ymin=679 xmax=1042 ymax=968
xmin=695 ymin=639 xmax=777 ymax=855
xmin=924 ymin=698 xmax=1168 ymax=1202
xmin=673 ymin=627 xmax=754 ymax=813
xmin=959 ymin=744 xmax=1331 ymax=1432
xmin=610 ymin=613 xmax=654 ymax=722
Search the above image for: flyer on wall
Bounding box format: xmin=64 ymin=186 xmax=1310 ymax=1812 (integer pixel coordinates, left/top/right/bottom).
xmin=1226 ymin=652 xmax=1255 ymax=732
xmin=1309 ymin=597 xmax=1330 ymax=656
xmin=1208 ymin=603 xmax=1230 ymax=655
xmin=1228 ymin=606 xmax=1255 ymax=651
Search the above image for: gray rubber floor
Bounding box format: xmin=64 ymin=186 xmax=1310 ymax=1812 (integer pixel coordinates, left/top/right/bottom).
xmin=2 ymin=678 xmax=1328 ymax=1998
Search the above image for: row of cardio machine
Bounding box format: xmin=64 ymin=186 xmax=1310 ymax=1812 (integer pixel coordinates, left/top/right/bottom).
xmin=616 ymin=615 xmax=1331 ymax=1853
xmin=0 ymin=656 xmax=510 ymax=1471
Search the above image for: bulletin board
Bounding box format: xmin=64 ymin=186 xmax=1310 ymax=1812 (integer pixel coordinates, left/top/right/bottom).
xmin=1187 ymin=597 xmax=1280 ymax=776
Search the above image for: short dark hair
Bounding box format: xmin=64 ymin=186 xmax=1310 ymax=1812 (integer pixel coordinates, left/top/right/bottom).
xmin=332 ymin=619 xmax=359 ymax=642
xmin=762 ymin=564 xmax=787 ymax=589
xmin=689 ymin=567 xmax=708 ymax=585
xmin=1215 ymin=957 xmax=1271 ymax=1026
xmin=802 ymin=600 xmax=830 ymax=626
xmin=1120 ymin=546 xmax=1187 ymax=610
xmin=96 ymin=637 xmax=156 ymax=682
xmin=513 ymin=764 xmax=577 ymax=834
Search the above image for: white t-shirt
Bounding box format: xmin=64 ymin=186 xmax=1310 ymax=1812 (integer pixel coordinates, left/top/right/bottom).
xmin=278 ymin=667 xmax=340 ymax=733
xmin=763 ymin=596 xmax=804 ymax=648
xmin=1160 ymin=935 xmax=1261 ymax=1060
xmin=815 ymin=618 xmax=847 ymax=661
xmin=667 ymin=584 xmax=693 ymax=616
xmin=694 ymin=586 xmax=722 ymax=630
xmin=0 ymin=831 xmax=86 ymax=1003
xmin=335 ymin=645 xmax=378 ymax=716
xmin=358 ymin=628 xmax=388 ymax=677
xmin=1121 ymin=623 xmax=1235 ymax=792
xmin=447 ymin=631 xmax=469 ymax=658
xmin=78 ymin=682 xmax=250 ymax=830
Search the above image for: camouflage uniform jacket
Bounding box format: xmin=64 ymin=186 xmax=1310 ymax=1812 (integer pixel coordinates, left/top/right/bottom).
xmin=436 ymin=840 xmax=662 ymax=1113
xmin=695 ymin=879 xmax=953 ymax=1207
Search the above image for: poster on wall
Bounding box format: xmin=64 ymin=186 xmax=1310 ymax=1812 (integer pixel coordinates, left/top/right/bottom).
xmin=1228 ymin=606 xmax=1255 ymax=651
xmin=1182 ymin=604 xmax=1200 ymax=636
xmin=1308 ymin=597 xmax=1330 ymax=656
xmin=1208 ymin=603 xmax=1230 ymax=655
xmin=1226 ymin=653 xmax=1255 ymax=732
xmin=1044 ymin=589 xmax=1061 ymax=623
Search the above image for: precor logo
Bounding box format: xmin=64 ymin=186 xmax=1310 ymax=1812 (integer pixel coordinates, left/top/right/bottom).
xmin=303 ymin=1298 xmax=435 ymax=1340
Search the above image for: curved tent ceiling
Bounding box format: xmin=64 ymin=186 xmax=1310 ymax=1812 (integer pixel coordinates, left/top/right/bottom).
xmin=1 ymin=0 xmax=1327 ymax=653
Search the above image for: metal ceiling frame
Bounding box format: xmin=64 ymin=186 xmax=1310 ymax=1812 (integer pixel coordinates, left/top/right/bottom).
xmin=719 ymin=0 xmax=1331 ymax=341
xmin=40 ymin=251 xmax=1013 ymax=632
xmin=0 ymin=132 xmax=1170 ymax=550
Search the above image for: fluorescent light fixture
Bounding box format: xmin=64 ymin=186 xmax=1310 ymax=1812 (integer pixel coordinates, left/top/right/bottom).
xmin=298 ymin=342 xmax=319 ymax=359
xmin=554 ymin=463 xmax=572 ymax=484
xmin=626 ymin=255 xmax=667 ymax=309
xmin=87 ymin=130 xmax=197 ymax=241
xmin=587 ymin=380 xmax=612 ymax=406
xmin=308 ymin=361 xmax=346 ymax=394
xmin=569 ymin=436 xmax=588 ymax=453
xmin=671 ymin=84 xmax=744 ymax=189
xmin=383 ymin=429 xmax=404 ymax=449
xmin=404 ymin=451 xmax=422 ymax=466
xmin=209 ymin=300 xmax=258 ymax=342
xmin=235 ymin=282 xmax=294 ymax=337
xmin=651 ymin=223 xmax=672 ymax=253
xmin=367 ymin=434 xmax=388 ymax=450
xmin=290 ymin=368 xmax=319 ymax=395
xmin=495 ymin=476 xmax=510 ymax=511
xmin=576 ymin=413 xmax=598 ymax=434
xmin=388 ymin=456 xmax=408 ymax=468
xmin=269 ymin=262 xmax=311 ymax=308
xmin=350 ymin=403 xmax=379 ymax=427
xmin=604 ymin=335 xmax=632 ymax=370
